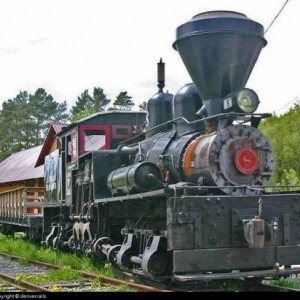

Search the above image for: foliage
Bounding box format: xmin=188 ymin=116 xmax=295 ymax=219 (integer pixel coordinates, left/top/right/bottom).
xmin=16 ymin=267 xmax=81 ymax=285
xmin=259 ymin=102 xmax=300 ymax=185
xmin=0 ymin=234 xmax=136 ymax=291
xmin=269 ymin=278 xmax=299 ymax=290
xmin=0 ymin=91 xmax=34 ymax=160
xmin=0 ymin=234 xmax=115 ymax=277
xmin=0 ymin=86 xmax=137 ymax=160
xmin=0 ymin=89 xmax=68 ymax=161
xmin=116 ymin=284 xmax=136 ymax=292
xmin=70 ymin=87 xmax=110 ymax=122
xmin=138 ymin=101 xmax=147 ymax=111
xmin=29 ymin=88 xmax=68 ymax=145
xmin=109 ymin=91 xmax=134 ymax=111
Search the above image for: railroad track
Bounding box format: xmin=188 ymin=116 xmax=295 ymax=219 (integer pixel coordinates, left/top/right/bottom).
xmin=0 ymin=271 xmax=51 ymax=292
xmin=0 ymin=252 xmax=298 ymax=292
xmin=0 ymin=252 xmax=168 ymax=292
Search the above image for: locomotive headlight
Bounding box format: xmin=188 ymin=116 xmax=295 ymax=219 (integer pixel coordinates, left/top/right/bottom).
xmin=224 ymin=88 xmax=260 ymax=113
xmin=236 ymin=89 xmax=260 ymax=113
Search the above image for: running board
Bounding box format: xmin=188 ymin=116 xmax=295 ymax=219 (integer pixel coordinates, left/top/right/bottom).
xmin=174 ymin=267 xmax=300 ymax=281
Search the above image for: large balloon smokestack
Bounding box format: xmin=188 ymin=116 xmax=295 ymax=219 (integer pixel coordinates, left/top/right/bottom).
xmin=173 ymin=11 xmax=267 ymax=101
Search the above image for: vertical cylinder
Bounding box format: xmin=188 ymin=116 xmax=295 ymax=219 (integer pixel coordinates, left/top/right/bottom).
xmin=157 ymin=58 xmax=165 ymax=93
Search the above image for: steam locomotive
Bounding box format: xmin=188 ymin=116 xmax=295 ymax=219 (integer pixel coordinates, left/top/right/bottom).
xmin=10 ymin=10 xmax=300 ymax=282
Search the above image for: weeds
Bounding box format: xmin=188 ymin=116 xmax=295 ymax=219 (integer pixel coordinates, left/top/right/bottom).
xmin=18 ymin=257 xmax=30 ymax=266
xmin=0 ymin=234 xmax=115 ymax=278
xmin=15 ymin=267 xmax=81 ymax=285
xmin=270 ymin=278 xmax=299 ymax=290
xmin=116 ymin=284 xmax=136 ymax=292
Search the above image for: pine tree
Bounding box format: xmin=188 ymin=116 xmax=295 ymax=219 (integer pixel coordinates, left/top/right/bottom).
xmin=111 ymin=91 xmax=134 ymax=111
xmin=70 ymin=87 xmax=110 ymax=122
xmin=29 ymin=88 xmax=68 ymax=145
xmin=0 ymin=89 xmax=68 ymax=160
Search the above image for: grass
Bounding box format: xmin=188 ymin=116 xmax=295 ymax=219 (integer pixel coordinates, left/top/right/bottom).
xmin=116 ymin=283 xmax=136 ymax=292
xmin=268 ymin=278 xmax=300 ymax=290
xmin=0 ymin=234 xmax=115 ymax=277
xmin=0 ymin=234 xmax=135 ymax=291
xmin=15 ymin=267 xmax=81 ymax=285
xmin=15 ymin=270 xmax=134 ymax=292
xmin=0 ymin=281 xmax=8 ymax=292
xmin=90 ymin=277 xmax=136 ymax=292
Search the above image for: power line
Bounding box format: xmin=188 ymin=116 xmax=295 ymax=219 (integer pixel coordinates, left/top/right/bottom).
xmin=276 ymin=95 xmax=300 ymax=114
xmin=265 ymin=0 xmax=290 ymax=34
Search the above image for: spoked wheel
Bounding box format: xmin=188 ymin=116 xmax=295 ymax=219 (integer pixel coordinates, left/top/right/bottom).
xmin=93 ymin=237 xmax=113 ymax=257
xmin=67 ymin=236 xmax=76 ymax=251
xmin=107 ymin=244 xmax=121 ymax=264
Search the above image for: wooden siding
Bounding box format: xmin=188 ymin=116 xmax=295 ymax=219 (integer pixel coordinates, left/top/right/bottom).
xmin=0 ymin=179 xmax=44 ymax=223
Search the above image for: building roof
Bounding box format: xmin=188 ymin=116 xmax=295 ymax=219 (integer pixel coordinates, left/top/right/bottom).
xmin=0 ymin=145 xmax=43 ymax=184
xmin=35 ymin=122 xmax=67 ymax=167
xmin=57 ymin=110 xmax=147 ymax=137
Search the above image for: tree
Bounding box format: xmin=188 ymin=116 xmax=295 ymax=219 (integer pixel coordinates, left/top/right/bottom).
xmin=70 ymin=87 xmax=110 ymax=122
xmin=110 ymin=91 xmax=134 ymax=111
xmin=93 ymin=87 xmax=110 ymax=111
xmin=259 ymin=102 xmax=300 ymax=185
xmin=0 ymin=91 xmax=37 ymax=160
xmin=29 ymin=88 xmax=68 ymax=145
xmin=139 ymin=101 xmax=147 ymax=111
xmin=0 ymin=89 xmax=68 ymax=161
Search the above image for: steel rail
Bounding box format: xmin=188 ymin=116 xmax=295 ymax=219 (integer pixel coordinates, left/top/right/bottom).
xmin=1 ymin=252 xmax=299 ymax=291
xmin=0 ymin=272 xmax=51 ymax=292
xmin=0 ymin=252 xmax=168 ymax=292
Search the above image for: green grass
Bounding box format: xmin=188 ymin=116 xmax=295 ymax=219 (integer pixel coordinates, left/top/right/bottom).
xmin=90 ymin=277 xmax=136 ymax=292
xmin=15 ymin=267 xmax=81 ymax=285
xmin=269 ymin=278 xmax=300 ymax=290
xmin=116 ymin=283 xmax=136 ymax=292
xmin=0 ymin=234 xmax=140 ymax=291
xmin=0 ymin=234 xmax=115 ymax=277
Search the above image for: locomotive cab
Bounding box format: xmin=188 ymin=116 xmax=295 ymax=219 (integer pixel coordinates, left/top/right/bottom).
xmin=43 ymin=111 xmax=146 ymax=250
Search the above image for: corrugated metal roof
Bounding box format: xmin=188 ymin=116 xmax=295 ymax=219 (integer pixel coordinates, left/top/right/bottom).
xmin=51 ymin=122 xmax=68 ymax=134
xmin=0 ymin=145 xmax=43 ymax=184
xmin=57 ymin=111 xmax=147 ymax=137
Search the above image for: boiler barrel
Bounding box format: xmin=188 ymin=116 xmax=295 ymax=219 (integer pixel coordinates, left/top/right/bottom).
xmin=107 ymin=162 xmax=162 ymax=195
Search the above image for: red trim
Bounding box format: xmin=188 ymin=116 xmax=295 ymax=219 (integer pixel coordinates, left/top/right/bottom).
xmin=235 ymin=148 xmax=258 ymax=174
xmin=79 ymin=125 xmax=111 ymax=155
xmin=112 ymin=125 xmax=132 ymax=139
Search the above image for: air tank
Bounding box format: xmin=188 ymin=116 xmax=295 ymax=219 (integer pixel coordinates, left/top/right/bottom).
xmin=173 ymin=11 xmax=267 ymax=100
xmin=107 ymin=162 xmax=162 ymax=195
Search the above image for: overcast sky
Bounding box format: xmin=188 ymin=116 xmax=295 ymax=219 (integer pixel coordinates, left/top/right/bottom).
xmin=0 ymin=0 xmax=299 ymax=114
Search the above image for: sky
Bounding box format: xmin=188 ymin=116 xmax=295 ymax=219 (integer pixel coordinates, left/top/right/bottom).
xmin=0 ymin=0 xmax=299 ymax=115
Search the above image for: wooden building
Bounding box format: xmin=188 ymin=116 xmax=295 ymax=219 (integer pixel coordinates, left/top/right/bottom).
xmin=0 ymin=122 xmax=66 ymax=236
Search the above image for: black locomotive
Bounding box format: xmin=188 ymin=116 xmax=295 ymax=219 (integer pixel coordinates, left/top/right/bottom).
xmin=41 ymin=11 xmax=300 ymax=281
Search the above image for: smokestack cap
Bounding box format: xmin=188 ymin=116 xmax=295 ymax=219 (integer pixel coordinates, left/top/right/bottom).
xmin=173 ymin=11 xmax=266 ymax=49
xmin=173 ymin=11 xmax=267 ymax=100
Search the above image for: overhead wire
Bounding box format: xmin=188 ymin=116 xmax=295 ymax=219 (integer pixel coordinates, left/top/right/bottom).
xmin=264 ymin=0 xmax=292 ymax=115
xmin=276 ymin=95 xmax=300 ymax=115
xmin=264 ymin=0 xmax=290 ymax=34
